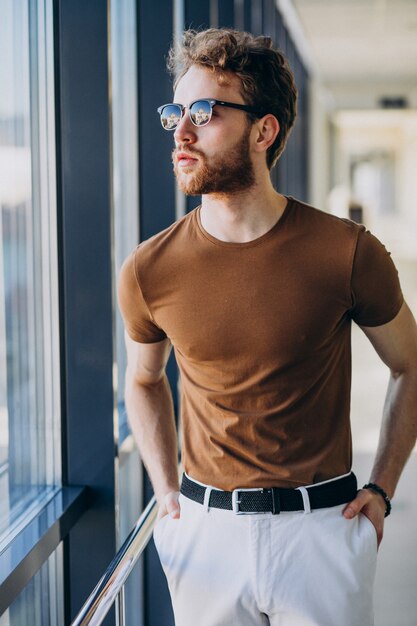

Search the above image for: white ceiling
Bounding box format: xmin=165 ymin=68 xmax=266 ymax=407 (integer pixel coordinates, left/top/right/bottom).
xmin=289 ymin=0 xmax=417 ymax=84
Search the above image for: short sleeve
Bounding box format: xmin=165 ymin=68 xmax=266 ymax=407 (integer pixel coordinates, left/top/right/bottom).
xmin=117 ymin=249 xmax=167 ymax=343
xmin=349 ymin=227 xmax=404 ymax=327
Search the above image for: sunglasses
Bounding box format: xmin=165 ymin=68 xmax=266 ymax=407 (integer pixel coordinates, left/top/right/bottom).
xmin=157 ymin=98 xmax=262 ymax=130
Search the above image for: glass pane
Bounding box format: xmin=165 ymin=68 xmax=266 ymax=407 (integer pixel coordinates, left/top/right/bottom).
xmin=110 ymin=1 xmax=143 ymax=618
xmin=0 ymin=0 xmax=61 ymax=539
xmin=118 ymin=440 xmax=144 ymax=625
xmin=0 ymin=543 xmax=64 ymax=626
xmin=110 ymin=0 xmax=140 ymax=439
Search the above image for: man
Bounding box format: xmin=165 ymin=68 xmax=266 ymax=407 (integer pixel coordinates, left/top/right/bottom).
xmin=118 ymin=28 xmax=417 ymax=626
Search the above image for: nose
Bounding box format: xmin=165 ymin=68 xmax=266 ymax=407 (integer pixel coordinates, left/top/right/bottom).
xmin=173 ymin=108 xmax=197 ymax=145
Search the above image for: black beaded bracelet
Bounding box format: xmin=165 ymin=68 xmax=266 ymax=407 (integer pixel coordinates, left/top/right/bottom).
xmin=363 ymin=482 xmax=392 ymax=517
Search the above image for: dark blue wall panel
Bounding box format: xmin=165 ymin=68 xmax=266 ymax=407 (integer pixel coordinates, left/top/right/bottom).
xmin=138 ymin=0 xmax=176 ymax=239
xmin=54 ymin=1 xmax=116 ymax=623
xmin=137 ymin=4 xmax=177 ymax=626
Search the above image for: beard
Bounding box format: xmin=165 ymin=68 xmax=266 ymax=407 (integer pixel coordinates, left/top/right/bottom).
xmin=172 ymin=124 xmax=255 ymax=196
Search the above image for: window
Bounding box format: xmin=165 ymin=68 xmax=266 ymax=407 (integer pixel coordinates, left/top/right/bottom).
xmin=110 ymin=3 xmax=144 ymax=621
xmin=110 ymin=0 xmax=140 ymax=441
xmin=0 ymin=544 xmax=64 ymax=626
xmin=0 ymin=0 xmax=61 ymax=541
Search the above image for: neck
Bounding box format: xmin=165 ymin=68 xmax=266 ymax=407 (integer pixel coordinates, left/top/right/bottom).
xmin=200 ymin=175 xmax=288 ymax=244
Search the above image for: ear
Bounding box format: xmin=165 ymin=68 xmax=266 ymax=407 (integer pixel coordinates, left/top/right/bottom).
xmin=252 ymin=114 xmax=280 ymax=155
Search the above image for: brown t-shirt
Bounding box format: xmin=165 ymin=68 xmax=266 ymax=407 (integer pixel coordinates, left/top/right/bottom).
xmin=117 ymin=196 xmax=404 ymax=490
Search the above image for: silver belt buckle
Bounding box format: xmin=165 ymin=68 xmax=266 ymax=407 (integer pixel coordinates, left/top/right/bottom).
xmin=231 ymin=487 xmax=264 ymax=514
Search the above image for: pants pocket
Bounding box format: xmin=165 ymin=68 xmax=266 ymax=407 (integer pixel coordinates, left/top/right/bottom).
xmin=359 ymin=511 xmax=378 ymax=551
xmin=153 ymin=512 xmax=170 ymax=549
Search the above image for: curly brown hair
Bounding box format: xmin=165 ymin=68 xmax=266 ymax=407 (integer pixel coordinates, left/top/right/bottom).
xmin=167 ymin=28 xmax=298 ymax=170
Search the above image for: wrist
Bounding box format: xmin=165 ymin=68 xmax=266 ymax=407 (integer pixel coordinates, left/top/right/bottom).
xmin=156 ymin=485 xmax=180 ymax=503
xmin=363 ymin=482 xmax=392 ymax=517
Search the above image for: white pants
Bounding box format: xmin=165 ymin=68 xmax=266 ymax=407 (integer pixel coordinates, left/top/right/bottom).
xmin=153 ymin=477 xmax=378 ymax=626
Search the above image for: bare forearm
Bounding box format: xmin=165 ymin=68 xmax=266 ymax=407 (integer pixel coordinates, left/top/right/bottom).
xmin=125 ymin=371 xmax=179 ymax=503
xmin=370 ymin=369 xmax=417 ymax=498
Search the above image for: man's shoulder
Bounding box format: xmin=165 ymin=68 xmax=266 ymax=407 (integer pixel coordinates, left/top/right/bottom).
xmin=290 ymin=196 xmax=362 ymax=239
xmin=136 ymin=207 xmax=197 ymax=256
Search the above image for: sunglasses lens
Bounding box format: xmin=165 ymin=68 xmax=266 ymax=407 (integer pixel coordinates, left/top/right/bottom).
xmin=189 ymin=100 xmax=212 ymax=126
xmin=160 ymin=104 xmax=182 ymax=130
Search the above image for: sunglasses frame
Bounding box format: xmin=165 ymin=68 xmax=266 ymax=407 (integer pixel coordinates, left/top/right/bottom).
xmin=157 ymin=98 xmax=263 ymax=130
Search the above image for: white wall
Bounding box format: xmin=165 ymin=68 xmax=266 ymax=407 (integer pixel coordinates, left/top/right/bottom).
xmin=330 ymin=110 xmax=417 ymax=259
xmin=308 ymin=78 xmax=332 ymax=210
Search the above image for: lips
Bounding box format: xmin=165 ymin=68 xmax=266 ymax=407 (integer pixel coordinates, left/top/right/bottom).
xmin=176 ymin=151 xmax=198 ymax=164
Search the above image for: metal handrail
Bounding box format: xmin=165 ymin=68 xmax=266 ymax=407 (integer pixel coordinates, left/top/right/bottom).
xmin=71 ymin=495 xmax=158 ymax=626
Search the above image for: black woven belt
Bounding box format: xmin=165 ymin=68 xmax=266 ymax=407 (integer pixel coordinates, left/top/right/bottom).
xmin=180 ymin=473 xmax=358 ymax=514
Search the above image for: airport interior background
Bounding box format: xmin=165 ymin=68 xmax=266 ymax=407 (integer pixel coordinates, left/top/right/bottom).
xmin=0 ymin=0 xmax=416 ymax=624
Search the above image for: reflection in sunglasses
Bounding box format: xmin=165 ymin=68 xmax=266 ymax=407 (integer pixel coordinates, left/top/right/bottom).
xmin=158 ymin=98 xmax=260 ymax=130
xmin=163 ymin=112 xmax=181 ymax=129
xmin=160 ymin=100 xmax=214 ymax=130
xmin=191 ymin=108 xmax=210 ymax=125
